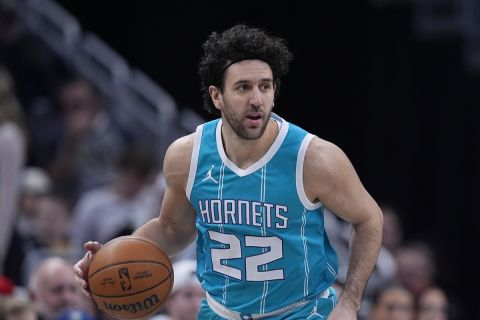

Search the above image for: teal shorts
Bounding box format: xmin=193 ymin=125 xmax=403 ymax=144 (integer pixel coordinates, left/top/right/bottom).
xmin=198 ymin=287 xmax=337 ymax=319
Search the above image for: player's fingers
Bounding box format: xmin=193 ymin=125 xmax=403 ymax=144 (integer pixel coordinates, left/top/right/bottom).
xmin=79 ymin=284 xmax=92 ymax=299
xmin=74 ymin=272 xmax=87 ymax=289
xmin=76 ymin=250 xmax=92 ymax=272
xmin=76 ymin=241 xmax=103 ymax=299
xmin=73 ymin=263 xmax=83 ymax=278
xmin=84 ymin=241 xmax=102 ymax=253
xmin=74 ymin=252 xmax=93 ymax=298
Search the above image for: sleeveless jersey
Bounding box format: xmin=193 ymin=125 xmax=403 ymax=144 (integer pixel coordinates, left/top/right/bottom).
xmin=186 ymin=114 xmax=338 ymax=315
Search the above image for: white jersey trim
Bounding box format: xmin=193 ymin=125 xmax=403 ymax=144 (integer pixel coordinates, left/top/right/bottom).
xmin=216 ymin=114 xmax=289 ymax=177
xmin=186 ymin=124 xmax=204 ymax=200
xmin=296 ymin=134 xmax=323 ymax=210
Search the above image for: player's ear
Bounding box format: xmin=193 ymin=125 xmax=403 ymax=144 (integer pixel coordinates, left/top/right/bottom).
xmin=209 ymin=85 xmax=223 ymax=110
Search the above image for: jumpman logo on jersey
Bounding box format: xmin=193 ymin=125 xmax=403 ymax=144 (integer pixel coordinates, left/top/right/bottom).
xmin=202 ymin=165 xmax=218 ymax=184
xmin=307 ymin=301 xmax=326 ymax=319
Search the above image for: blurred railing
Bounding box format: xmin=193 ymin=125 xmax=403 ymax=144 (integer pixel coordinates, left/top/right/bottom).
xmin=12 ymin=0 xmax=204 ymax=162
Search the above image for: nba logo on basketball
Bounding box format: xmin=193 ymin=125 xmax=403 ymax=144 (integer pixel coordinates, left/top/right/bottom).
xmin=119 ymin=268 xmax=132 ymax=291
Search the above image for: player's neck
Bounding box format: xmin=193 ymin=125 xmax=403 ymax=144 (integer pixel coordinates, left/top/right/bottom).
xmin=221 ymin=119 xmax=278 ymax=169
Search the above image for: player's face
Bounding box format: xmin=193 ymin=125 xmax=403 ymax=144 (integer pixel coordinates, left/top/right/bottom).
xmin=211 ymin=60 xmax=275 ymax=140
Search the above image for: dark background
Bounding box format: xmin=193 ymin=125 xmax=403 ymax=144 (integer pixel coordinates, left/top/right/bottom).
xmin=55 ymin=1 xmax=479 ymax=317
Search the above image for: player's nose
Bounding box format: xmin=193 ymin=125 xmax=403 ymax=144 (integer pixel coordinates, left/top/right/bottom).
xmin=250 ymin=87 xmax=263 ymax=107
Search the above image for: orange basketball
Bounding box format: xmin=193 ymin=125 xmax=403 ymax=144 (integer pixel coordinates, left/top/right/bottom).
xmin=88 ymin=236 xmax=173 ymax=320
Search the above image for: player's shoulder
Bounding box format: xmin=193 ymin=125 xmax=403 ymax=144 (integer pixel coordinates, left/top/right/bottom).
xmin=163 ymin=133 xmax=195 ymax=178
xmin=304 ymin=136 xmax=351 ymax=175
xmin=306 ymin=136 xmax=345 ymax=159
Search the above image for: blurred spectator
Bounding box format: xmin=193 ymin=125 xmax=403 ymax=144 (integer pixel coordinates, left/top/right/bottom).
xmin=1 ymin=297 xmax=38 ymax=320
xmin=324 ymin=209 xmax=396 ymax=319
xmin=27 ymin=257 xmax=86 ymax=320
xmin=417 ymin=287 xmax=449 ymax=320
xmin=20 ymin=194 xmax=74 ymax=285
xmin=0 ymin=275 xmax=14 ymax=296
xmin=170 ymin=242 xmax=197 ymax=265
xmin=368 ymin=285 xmax=415 ymax=320
xmin=151 ymin=259 xmax=205 ymax=320
xmin=4 ymin=193 xmax=73 ymax=286
xmin=54 ymin=309 xmax=93 ymax=320
xmin=49 ymin=76 xmax=126 ymax=202
xmin=70 ymin=147 xmax=161 ymax=247
xmin=395 ymin=241 xmax=436 ymax=299
xmin=0 ymin=65 xmax=26 ymax=273
xmin=381 ymin=204 xmax=404 ymax=254
xmin=0 ymin=3 xmax=67 ymax=170
xmin=16 ymin=168 xmax=53 ymax=239
xmin=29 ymin=194 xmax=71 ymax=250
xmin=3 ymin=168 xmax=53 ymax=285
xmin=0 ymin=2 xmax=68 ymax=110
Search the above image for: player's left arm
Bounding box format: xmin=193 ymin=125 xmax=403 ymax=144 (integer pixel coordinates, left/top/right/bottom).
xmin=304 ymin=137 xmax=383 ymax=317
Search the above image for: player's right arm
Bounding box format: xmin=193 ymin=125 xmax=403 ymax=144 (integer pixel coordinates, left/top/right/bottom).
xmin=132 ymin=133 xmax=197 ymax=255
xmin=74 ymin=134 xmax=197 ymax=296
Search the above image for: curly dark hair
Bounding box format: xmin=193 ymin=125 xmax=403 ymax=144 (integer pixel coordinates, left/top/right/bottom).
xmin=198 ymin=24 xmax=293 ymax=115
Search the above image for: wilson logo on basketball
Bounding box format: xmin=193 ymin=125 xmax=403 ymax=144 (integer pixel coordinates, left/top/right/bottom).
xmin=103 ymin=294 xmax=161 ymax=314
xmin=119 ymin=268 xmax=132 ymax=291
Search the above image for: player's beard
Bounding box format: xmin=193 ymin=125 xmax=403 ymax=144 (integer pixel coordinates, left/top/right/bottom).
xmin=222 ymin=103 xmax=272 ymax=140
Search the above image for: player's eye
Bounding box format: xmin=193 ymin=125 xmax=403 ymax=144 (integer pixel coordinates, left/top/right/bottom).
xmin=260 ymin=83 xmax=272 ymax=91
xmin=237 ymin=84 xmax=249 ymax=91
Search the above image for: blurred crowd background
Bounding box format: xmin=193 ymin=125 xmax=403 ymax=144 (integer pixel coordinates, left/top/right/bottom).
xmin=0 ymin=0 xmax=478 ymax=319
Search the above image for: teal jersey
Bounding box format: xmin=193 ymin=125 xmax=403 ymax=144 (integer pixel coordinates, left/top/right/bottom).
xmin=186 ymin=114 xmax=338 ymax=315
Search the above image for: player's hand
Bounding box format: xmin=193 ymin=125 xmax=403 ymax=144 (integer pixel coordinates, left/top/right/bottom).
xmin=73 ymin=241 xmax=102 ymax=298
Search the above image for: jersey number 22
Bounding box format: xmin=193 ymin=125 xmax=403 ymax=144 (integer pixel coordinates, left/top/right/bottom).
xmin=208 ymin=230 xmax=284 ymax=282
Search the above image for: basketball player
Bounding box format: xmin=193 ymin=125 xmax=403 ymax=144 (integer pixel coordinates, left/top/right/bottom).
xmin=74 ymin=24 xmax=383 ymax=319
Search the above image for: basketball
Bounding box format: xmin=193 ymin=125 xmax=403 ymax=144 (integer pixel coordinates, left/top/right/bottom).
xmin=88 ymin=236 xmax=174 ymax=320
